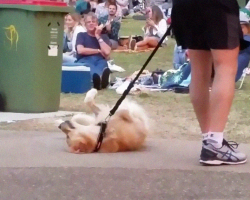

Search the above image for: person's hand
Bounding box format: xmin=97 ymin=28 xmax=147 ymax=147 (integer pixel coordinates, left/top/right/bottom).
xmin=95 ymin=24 xmax=104 ymax=39
xmin=99 ymin=49 xmax=108 ymax=59
xmin=185 ymin=50 xmax=189 ymax=58
xmin=105 ymin=20 xmax=112 ymax=32
xmin=147 ymin=19 xmax=155 ymax=27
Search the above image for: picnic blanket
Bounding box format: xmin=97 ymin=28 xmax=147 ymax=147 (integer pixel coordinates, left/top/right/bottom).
xmin=113 ymin=47 xmax=155 ymax=53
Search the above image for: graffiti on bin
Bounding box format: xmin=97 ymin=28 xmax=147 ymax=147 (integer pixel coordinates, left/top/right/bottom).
xmin=4 ymin=25 xmax=19 ymax=51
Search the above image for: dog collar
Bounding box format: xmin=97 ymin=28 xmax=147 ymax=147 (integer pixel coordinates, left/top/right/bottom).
xmin=93 ymin=122 xmax=107 ymax=152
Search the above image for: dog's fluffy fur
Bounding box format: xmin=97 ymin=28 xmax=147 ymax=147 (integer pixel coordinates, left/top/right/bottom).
xmin=57 ymin=89 xmax=149 ymax=153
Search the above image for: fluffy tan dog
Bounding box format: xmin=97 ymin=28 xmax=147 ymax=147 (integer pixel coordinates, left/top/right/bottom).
xmin=57 ymin=89 xmax=149 ymax=153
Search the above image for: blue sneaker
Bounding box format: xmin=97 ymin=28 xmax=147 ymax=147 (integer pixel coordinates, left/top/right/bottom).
xmin=200 ymin=139 xmax=247 ymax=165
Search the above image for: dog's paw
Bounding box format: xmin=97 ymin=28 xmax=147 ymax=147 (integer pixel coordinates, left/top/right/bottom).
xmin=55 ymin=119 xmax=64 ymax=128
xmin=84 ymin=89 xmax=98 ymax=104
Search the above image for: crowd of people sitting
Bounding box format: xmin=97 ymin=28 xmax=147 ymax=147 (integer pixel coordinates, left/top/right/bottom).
xmin=172 ymin=7 xmax=250 ymax=84
xmin=62 ymin=0 xmax=171 ymax=90
xmin=62 ymin=0 xmax=250 ymax=92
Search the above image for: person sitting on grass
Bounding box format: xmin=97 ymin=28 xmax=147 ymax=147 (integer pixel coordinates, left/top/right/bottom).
xmin=95 ymin=0 xmax=122 ymax=19
xmin=172 ymin=44 xmax=188 ymax=70
xmin=129 ymin=5 xmax=168 ymax=51
xmin=116 ymin=0 xmax=129 ymax=17
xmin=235 ymin=8 xmax=250 ymax=82
xmin=98 ymin=3 xmax=121 ymax=50
xmin=75 ymin=12 xmax=111 ymax=90
xmin=63 ymin=13 xmax=87 ymax=64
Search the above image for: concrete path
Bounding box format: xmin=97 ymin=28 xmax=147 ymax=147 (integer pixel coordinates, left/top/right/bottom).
xmin=0 ymin=130 xmax=249 ymax=200
xmin=0 ymin=111 xmax=80 ymax=123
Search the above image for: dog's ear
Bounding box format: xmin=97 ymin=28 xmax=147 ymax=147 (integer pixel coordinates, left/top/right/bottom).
xmin=55 ymin=119 xmax=64 ymax=128
xmin=58 ymin=120 xmax=75 ymax=135
xmin=116 ymin=110 xmax=133 ymax=123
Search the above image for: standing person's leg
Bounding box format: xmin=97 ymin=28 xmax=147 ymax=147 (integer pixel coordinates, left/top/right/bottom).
xmin=172 ymin=0 xmax=247 ymax=165
xmin=188 ymin=50 xmax=213 ymax=134
xmin=198 ymin=0 xmax=247 ymax=164
xmin=200 ymin=47 xmax=247 ymax=165
xmin=209 ymin=48 xmax=239 ymax=133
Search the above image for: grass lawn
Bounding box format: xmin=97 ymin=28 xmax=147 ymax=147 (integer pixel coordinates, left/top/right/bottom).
xmin=1 ymin=18 xmax=250 ymax=143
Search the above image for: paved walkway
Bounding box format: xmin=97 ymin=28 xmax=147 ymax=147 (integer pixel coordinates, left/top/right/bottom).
xmin=0 ymin=111 xmax=80 ymax=123
xmin=0 ymin=130 xmax=249 ymax=199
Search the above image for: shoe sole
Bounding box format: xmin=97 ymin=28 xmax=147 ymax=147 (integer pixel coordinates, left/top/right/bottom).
xmin=101 ymin=68 xmax=110 ymax=89
xmin=93 ymin=74 xmax=101 ymax=90
xmin=199 ymin=159 xmax=247 ymax=165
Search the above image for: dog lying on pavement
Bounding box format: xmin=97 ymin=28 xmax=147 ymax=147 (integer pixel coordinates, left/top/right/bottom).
xmin=57 ymin=89 xmax=149 ymax=153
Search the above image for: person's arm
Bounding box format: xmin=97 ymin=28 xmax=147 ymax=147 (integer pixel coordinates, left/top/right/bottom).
xmin=116 ymin=0 xmax=128 ymax=7
xmin=95 ymin=25 xmax=111 ymax=57
xmin=111 ymin=21 xmax=121 ymax=40
xmin=96 ymin=37 xmax=111 ymax=57
xmin=116 ymin=4 xmax=123 ymax=19
xmin=77 ymin=45 xmax=100 ymax=55
xmin=72 ymin=26 xmax=86 ymax=53
xmin=153 ymin=19 xmax=168 ymax=38
xmin=76 ymin=33 xmax=100 ymax=55
xmin=106 ymin=22 xmax=112 ymax=33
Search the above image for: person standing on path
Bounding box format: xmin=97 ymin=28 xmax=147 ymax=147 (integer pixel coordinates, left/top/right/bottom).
xmin=171 ymin=0 xmax=247 ymax=165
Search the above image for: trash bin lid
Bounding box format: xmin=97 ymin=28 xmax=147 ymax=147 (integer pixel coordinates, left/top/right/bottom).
xmin=0 ymin=0 xmax=67 ymax=6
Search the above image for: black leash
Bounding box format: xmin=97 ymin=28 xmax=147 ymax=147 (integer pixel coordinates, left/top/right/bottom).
xmin=109 ymin=24 xmax=172 ymax=116
xmin=93 ymin=25 xmax=172 ymax=152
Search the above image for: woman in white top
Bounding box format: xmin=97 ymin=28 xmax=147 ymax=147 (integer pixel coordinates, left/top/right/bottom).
xmin=63 ymin=13 xmax=87 ymax=63
xmin=130 ymin=5 xmax=168 ymax=51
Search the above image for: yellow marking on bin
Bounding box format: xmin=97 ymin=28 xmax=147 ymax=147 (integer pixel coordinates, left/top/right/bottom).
xmin=4 ymin=25 xmax=19 ymax=51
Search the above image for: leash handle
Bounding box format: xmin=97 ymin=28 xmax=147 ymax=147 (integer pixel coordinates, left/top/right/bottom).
xmin=109 ymin=25 xmax=172 ymax=116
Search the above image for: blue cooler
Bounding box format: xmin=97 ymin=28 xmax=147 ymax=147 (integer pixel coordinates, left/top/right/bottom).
xmin=61 ymin=65 xmax=91 ymax=93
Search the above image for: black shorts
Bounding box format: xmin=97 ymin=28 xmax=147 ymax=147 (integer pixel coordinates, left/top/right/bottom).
xmin=171 ymin=0 xmax=242 ymax=50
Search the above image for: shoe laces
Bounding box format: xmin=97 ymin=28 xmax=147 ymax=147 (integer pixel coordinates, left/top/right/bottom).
xmin=223 ymin=139 xmax=239 ymax=151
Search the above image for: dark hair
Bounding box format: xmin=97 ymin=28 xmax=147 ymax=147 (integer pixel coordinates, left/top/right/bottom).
xmin=151 ymin=5 xmax=163 ymax=24
xmin=107 ymin=0 xmax=116 ymax=6
xmin=108 ymin=3 xmax=117 ymax=10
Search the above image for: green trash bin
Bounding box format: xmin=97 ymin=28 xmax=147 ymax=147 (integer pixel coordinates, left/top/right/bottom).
xmin=0 ymin=3 xmax=73 ymax=113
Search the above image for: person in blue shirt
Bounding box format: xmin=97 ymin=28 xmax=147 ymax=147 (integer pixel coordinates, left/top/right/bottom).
xmin=76 ymin=12 xmax=112 ymax=90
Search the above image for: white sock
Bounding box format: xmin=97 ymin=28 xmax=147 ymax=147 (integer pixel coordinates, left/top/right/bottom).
xmin=207 ymin=132 xmax=223 ymax=148
xmin=202 ymin=133 xmax=208 ymax=141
